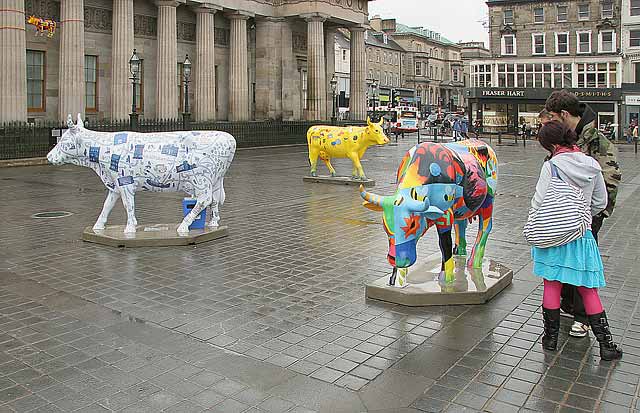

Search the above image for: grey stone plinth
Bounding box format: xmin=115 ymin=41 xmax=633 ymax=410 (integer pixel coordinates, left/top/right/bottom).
xmin=82 ymin=224 xmax=228 ymax=248
xmin=303 ymin=176 xmax=375 ymax=187
xmin=366 ymin=255 xmax=513 ymax=306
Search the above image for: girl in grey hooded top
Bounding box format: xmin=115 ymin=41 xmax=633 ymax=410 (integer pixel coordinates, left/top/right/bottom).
xmin=530 ymin=120 xmax=622 ymax=361
xmin=532 ymin=151 xmax=607 ymax=221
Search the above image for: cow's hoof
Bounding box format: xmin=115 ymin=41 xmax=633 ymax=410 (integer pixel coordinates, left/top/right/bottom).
xmin=310 ymin=172 xmax=317 ymax=177
xmin=93 ymin=223 xmax=105 ymax=231
xmin=124 ymin=225 xmax=137 ymax=234
xmin=208 ymin=221 xmax=219 ymax=229
xmin=177 ymin=224 xmax=190 ymax=234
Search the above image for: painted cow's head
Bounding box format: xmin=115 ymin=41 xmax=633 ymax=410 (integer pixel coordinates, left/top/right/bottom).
xmin=363 ymin=117 xmax=390 ymax=146
xmin=47 ymin=114 xmax=84 ymax=165
xmin=360 ymin=145 xmax=462 ymax=268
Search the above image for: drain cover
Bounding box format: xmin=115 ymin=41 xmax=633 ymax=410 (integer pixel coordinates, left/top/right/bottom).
xmin=31 ymin=211 xmax=74 ymax=219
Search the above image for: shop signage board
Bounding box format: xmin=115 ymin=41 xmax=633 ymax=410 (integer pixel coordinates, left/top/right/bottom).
xmin=465 ymin=87 xmax=621 ymax=101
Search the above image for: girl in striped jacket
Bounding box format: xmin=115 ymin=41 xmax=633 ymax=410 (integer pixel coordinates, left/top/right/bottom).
xmin=531 ymin=121 xmax=622 ymax=361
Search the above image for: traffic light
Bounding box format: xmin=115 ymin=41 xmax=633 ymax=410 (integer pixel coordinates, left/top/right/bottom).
xmin=391 ymin=89 xmax=397 ymax=108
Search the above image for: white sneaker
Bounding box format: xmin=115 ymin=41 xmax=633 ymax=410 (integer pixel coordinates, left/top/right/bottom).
xmin=569 ymin=321 xmax=590 ymax=338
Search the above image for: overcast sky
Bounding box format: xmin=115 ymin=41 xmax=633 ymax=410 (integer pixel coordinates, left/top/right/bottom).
xmin=368 ymin=0 xmax=489 ymax=45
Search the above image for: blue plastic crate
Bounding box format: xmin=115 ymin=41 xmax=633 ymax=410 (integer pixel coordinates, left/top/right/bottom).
xmin=182 ymin=198 xmax=206 ymax=230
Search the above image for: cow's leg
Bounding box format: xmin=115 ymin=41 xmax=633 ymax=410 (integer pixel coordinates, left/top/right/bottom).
xmin=208 ymin=179 xmax=225 ymax=228
xmin=178 ymin=190 xmax=212 ymax=234
xmin=436 ymin=224 xmax=455 ymax=284
xmin=93 ymin=190 xmax=120 ymax=231
xmin=321 ymin=157 xmax=337 ymax=177
xmin=119 ymin=186 xmax=138 ymax=233
xmin=453 ymin=219 xmax=468 ymax=256
xmin=468 ymin=199 xmax=494 ymax=269
xmin=347 ymin=153 xmax=366 ymax=180
xmin=309 ymin=147 xmax=320 ymax=177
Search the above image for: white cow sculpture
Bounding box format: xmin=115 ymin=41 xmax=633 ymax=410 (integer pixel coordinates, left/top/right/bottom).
xmin=47 ymin=114 xmax=236 ymax=234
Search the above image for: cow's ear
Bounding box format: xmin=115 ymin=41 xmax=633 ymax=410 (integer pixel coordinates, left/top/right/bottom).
xmin=362 ymin=201 xmax=383 ymax=212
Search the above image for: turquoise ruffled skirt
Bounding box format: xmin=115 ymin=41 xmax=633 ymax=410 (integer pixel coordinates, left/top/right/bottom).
xmin=531 ymin=231 xmax=605 ymax=288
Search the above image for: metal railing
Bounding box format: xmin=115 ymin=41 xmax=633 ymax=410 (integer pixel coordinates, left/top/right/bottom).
xmin=0 ymin=118 xmax=366 ymax=160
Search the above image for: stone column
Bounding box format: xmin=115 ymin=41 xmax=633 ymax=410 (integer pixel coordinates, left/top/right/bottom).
xmin=255 ymin=17 xmax=283 ymax=120
xmin=194 ymin=4 xmax=220 ymax=121
xmin=0 ymin=2 xmax=27 ymax=122
xmin=156 ymin=0 xmax=178 ymax=119
xmin=280 ymin=20 xmax=298 ymax=120
xmin=325 ymin=26 xmax=336 ymax=120
xmin=349 ymin=26 xmax=366 ymax=121
xmin=303 ymin=13 xmax=327 ymax=120
xmin=59 ymin=0 xmax=85 ymax=121
xmin=111 ymin=0 xmax=134 ymax=120
xmin=228 ymin=12 xmax=251 ymax=121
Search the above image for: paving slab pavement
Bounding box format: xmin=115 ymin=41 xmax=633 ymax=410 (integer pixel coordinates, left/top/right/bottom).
xmin=1 ymin=135 xmax=640 ymax=412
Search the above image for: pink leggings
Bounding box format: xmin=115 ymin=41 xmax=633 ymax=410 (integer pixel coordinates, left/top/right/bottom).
xmin=543 ymin=279 xmax=603 ymax=315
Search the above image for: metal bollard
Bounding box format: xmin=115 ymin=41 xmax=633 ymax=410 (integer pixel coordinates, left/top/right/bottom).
xmin=636 ymin=137 xmax=638 ymax=154
xmin=434 ymin=127 xmax=438 ymax=142
xmin=523 ymin=134 xmax=526 ymax=148
xmin=498 ymin=132 xmax=502 ymax=145
xmin=417 ymin=127 xmax=421 ymax=145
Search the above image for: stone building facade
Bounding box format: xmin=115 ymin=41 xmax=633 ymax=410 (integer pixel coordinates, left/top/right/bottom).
xmin=364 ymin=27 xmax=407 ymax=107
xmin=467 ymin=0 xmax=623 ymax=134
xmin=459 ymin=41 xmax=491 ymax=91
xmin=0 ymin=0 xmax=370 ymax=123
xmin=370 ymin=17 xmax=464 ymax=113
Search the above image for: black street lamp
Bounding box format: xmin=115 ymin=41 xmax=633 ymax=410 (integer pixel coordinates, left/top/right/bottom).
xmin=129 ymin=49 xmax=140 ymax=131
xmin=330 ymin=73 xmax=338 ymax=124
xmin=372 ymin=79 xmax=378 ymax=121
xmin=182 ymin=54 xmax=192 ymax=130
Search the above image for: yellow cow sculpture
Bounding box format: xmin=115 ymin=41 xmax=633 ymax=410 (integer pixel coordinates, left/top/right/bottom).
xmin=307 ymin=117 xmax=390 ymax=180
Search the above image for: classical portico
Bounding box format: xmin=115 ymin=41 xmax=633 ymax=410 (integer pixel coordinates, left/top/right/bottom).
xmin=0 ymin=0 xmax=371 ymax=123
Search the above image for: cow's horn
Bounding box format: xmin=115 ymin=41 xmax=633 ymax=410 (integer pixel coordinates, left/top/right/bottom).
xmin=76 ymin=113 xmax=84 ymax=129
xmin=359 ymin=184 xmax=384 ymax=206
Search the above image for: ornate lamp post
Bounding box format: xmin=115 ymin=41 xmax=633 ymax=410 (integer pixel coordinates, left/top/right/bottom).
xmin=330 ymin=73 xmax=338 ymax=124
xmin=128 ymin=49 xmax=140 ymax=131
xmin=182 ymin=54 xmax=192 ymax=130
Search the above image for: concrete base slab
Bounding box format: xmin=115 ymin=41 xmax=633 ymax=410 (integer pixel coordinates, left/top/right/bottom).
xmin=302 ymin=175 xmax=375 ymax=187
xmin=82 ymin=224 xmax=228 ymax=248
xmin=366 ymin=255 xmax=513 ymax=306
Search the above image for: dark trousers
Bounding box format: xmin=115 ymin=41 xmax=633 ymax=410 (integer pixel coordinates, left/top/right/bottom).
xmin=560 ymin=215 xmax=604 ymax=324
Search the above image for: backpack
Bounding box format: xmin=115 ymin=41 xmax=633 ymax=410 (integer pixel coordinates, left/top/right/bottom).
xmin=523 ymin=163 xmax=591 ymax=248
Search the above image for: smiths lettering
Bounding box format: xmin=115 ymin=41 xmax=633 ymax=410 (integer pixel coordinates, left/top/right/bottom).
xmin=574 ymin=91 xmax=613 ymax=98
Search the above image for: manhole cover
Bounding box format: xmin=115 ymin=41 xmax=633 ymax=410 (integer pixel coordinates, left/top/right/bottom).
xmin=31 ymin=211 xmax=74 ymax=219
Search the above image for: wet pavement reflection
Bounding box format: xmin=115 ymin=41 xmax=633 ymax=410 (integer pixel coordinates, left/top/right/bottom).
xmin=0 ymin=137 xmax=639 ymax=411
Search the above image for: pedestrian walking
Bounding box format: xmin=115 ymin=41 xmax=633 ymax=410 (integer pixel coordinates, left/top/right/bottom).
xmin=527 ymin=120 xmax=622 ymax=361
xmin=545 ymin=90 xmax=621 ymax=339
xmin=452 ymin=118 xmax=461 ymax=141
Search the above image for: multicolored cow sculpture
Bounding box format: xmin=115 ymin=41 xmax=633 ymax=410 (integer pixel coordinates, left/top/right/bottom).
xmin=360 ymin=139 xmax=498 ymax=287
xmin=47 ymin=114 xmax=236 ymax=234
xmin=307 ymin=117 xmax=390 ymax=180
xmin=27 ymin=16 xmax=57 ymax=38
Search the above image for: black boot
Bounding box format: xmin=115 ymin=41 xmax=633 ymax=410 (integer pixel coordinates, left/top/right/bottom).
xmin=542 ymin=308 xmax=560 ymax=351
xmin=588 ymin=311 xmax=623 ymax=361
